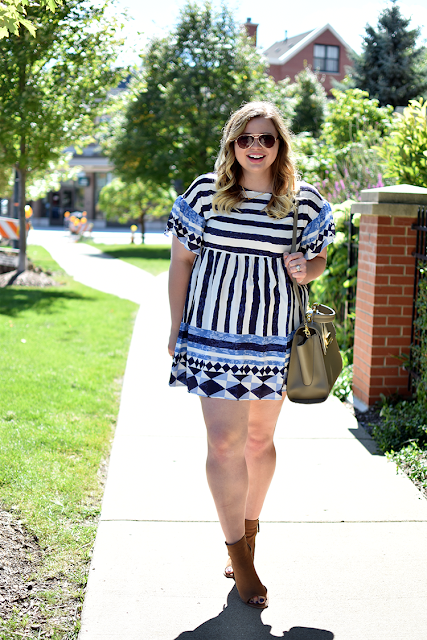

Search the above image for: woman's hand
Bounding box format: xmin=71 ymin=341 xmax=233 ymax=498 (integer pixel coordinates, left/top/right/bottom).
xmin=283 ymin=251 xmax=307 ymax=284
xmin=168 ymin=327 xmax=180 ymax=357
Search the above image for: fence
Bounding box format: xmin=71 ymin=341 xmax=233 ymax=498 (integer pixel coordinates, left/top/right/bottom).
xmin=409 ymin=206 xmax=427 ymax=389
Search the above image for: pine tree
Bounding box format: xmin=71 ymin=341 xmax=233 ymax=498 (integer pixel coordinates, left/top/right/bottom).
xmin=290 ymin=66 xmax=327 ymax=137
xmin=352 ymin=0 xmax=427 ymax=107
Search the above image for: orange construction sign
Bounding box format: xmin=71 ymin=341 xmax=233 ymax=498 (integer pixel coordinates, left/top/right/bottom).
xmin=0 ymin=217 xmax=30 ymax=240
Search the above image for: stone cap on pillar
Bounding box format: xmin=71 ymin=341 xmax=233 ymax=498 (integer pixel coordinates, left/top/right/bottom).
xmin=351 ymin=184 xmax=427 ymax=217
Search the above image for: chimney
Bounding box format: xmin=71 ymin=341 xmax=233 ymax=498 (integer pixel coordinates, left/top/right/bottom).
xmin=244 ymin=17 xmax=258 ymax=46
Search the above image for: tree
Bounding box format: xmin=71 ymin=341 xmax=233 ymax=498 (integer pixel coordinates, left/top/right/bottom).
xmin=98 ymin=178 xmax=176 ymax=242
xmin=0 ymin=154 xmax=80 ymax=205
xmin=352 ymin=0 xmax=427 ymax=107
xmin=289 ymin=66 xmax=327 ymax=137
xmin=376 ymin=98 xmax=427 ymax=187
xmin=107 ymin=1 xmax=294 ymax=191
xmin=26 ymin=153 xmax=82 ymax=201
xmin=293 ymin=86 xmax=394 ymax=202
xmin=0 ymin=0 xmax=125 ymax=272
xmin=0 ymin=0 xmax=62 ymax=39
xmin=322 ymin=86 xmax=393 ymax=149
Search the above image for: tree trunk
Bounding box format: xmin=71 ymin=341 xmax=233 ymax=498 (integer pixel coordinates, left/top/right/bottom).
xmin=140 ymin=212 xmax=145 ymax=244
xmin=17 ymin=65 xmax=27 ymax=274
xmin=17 ymin=166 xmax=26 ymax=274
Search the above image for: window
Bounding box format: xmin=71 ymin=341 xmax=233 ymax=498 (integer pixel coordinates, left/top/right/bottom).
xmin=313 ymin=44 xmax=339 ymax=73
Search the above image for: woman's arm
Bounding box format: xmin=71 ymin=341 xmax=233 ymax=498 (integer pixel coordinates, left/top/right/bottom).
xmin=283 ymin=247 xmax=328 ymax=285
xmin=168 ymin=235 xmax=197 ymax=356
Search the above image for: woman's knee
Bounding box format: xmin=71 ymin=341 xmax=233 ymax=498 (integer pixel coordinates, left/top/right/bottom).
xmin=245 ymin=428 xmax=275 ymax=458
xmin=207 ymin=425 xmax=246 ymax=462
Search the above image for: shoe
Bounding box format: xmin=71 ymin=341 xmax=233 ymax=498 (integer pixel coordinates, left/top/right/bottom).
xmin=225 ymin=535 xmax=268 ymax=609
xmin=224 ymin=519 xmax=259 ymax=580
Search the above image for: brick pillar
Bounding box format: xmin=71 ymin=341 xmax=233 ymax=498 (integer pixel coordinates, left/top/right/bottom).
xmin=352 ymin=185 xmax=427 ymax=409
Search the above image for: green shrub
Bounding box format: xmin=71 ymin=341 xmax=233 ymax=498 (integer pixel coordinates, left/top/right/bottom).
xmin=373 ymin=398 xmax=427 ymax=453
xmin=310 ymin=200 xmax=358 ymax=355
xmin=386 ymin=442 xmax=427 ymax=492
xmin=294 ymin=84 xmax=394 ymax=203
xmin=374 ymin=263 xmax=427 ymax=492
xmin=376 ymin=99 xmax=427 ymax=188
xmin=332 ymin=362 xmax=353 ymax=402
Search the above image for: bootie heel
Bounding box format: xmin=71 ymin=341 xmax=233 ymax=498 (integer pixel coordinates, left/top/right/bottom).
xmin=225 ymin=535 xmax=268 ymax=609
xmin=224 ymin=519 xmax=259 ymax=579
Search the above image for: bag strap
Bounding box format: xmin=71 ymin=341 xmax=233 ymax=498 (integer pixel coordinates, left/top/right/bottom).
xmin=290 ymin=211 xmax=335 ymax=324
xmin=290 ymin=208 xmax=307 ymax=320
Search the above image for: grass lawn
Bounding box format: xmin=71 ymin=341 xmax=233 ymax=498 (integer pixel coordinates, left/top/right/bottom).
xmin=0 ymin=246 xmax=138 ymax=638
xmin=85 ymin=242 xmax=171 ymax=275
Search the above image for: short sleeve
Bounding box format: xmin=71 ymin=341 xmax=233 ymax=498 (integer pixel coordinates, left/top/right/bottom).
xmin=299 ymin=196 xmax=335 ymax=260
xmin=165 ymin=173 xmax=215 ymax=255
xmin=165 ymin=196 xmax=206 ymax=255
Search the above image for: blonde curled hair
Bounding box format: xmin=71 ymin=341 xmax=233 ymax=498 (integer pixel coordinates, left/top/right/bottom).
xmin=213 ymin=101 xmax=298 ymax=219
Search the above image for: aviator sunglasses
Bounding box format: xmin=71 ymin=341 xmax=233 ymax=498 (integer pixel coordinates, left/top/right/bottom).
xmin=235 ymin=133 xmax=278 ymax=150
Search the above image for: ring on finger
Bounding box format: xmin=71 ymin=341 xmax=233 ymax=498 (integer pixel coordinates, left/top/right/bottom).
xmin=296 ymin=264 xmax=301 ymax=272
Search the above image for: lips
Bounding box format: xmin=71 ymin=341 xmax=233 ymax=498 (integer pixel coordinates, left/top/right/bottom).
xmin=247 ymin=154 xmax=265 ymax=163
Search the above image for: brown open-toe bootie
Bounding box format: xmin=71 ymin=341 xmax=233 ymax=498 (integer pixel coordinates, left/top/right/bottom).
xmin=225 ymin=535 xmax=268 ymax=609
xmin=224 ymin=519 xmax=259 ymax=580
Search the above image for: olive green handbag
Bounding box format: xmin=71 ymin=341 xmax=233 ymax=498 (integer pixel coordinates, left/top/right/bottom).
xmin=286 ymin=211 xmax=342 ymax=404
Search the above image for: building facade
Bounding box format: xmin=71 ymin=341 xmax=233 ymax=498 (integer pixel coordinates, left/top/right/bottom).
xmin=244 ymin=20 xmax=354 ymax=94
xmin=29 ymin=144 xmax=113 ymax=227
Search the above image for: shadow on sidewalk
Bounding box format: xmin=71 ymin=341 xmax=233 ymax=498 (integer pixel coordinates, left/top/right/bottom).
xmin=348 ymin=423 xmax=382 ymax=456
xmin=173 ymin=585 xmax=334 ymax=640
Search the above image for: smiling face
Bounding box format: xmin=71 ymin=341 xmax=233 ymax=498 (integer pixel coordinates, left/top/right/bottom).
xmin=233 ymin=116 xmax=279 ymax=187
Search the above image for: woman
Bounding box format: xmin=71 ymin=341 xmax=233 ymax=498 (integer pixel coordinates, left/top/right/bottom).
xmin=166 ymin=101 xmax=335 ymax=609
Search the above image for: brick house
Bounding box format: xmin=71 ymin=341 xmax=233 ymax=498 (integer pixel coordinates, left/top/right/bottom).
xmin=246 ymin=20 xmax=354 ymax=94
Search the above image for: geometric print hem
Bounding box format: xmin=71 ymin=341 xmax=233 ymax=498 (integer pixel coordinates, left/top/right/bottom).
xmin=169 ymin=353 xmax=290 ymax=400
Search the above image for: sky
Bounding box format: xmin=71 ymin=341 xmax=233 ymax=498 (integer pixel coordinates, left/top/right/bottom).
xmin=109 ymin=0 xmax=427 ymax=66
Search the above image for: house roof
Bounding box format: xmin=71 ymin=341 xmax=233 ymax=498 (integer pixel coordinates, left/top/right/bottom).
xmin=263 ymin=23 xmax=354 ymax=65
xmin=263 ymin=29 xmax=314 ymax=61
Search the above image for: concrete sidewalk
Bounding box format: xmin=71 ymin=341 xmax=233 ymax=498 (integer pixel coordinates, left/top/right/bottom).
xmin=28 ymin=228 xmax=156 ymax=304
xmin=31 ymin=234 xmax=427 ymax=640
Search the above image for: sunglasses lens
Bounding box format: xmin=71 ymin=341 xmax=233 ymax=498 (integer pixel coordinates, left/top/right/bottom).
xmin=236 ymin=135 xmax=253 ymax=149
xmin=259 ymin=135 xmax=276 ymax=148
xmin=235 ymin=134 xmax=277 ymax=149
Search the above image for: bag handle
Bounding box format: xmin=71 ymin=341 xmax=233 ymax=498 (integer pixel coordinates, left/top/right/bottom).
xmin=290 ymin=209 xmax=335 ymax=325
xmin=290 ymin=207 xmax=307 ymax=321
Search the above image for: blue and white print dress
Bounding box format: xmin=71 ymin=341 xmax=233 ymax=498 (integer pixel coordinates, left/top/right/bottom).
xmin=166 ymin=172 xmax=335 ymax=400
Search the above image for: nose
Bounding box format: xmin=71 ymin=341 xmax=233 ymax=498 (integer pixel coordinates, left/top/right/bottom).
xmin=251 ymin=137 xmax=262 ymax=149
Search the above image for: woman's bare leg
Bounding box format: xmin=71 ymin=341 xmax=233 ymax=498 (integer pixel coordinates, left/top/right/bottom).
xmin=200 ymin=394 xmax=286 ymax=538
xmin=200 ymin=397 xmax=250 ymax=544
xmin=200 ymin=395 xmax=269 ymax=606
xmin=245 ymin=395 xmax=286 ymax=520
